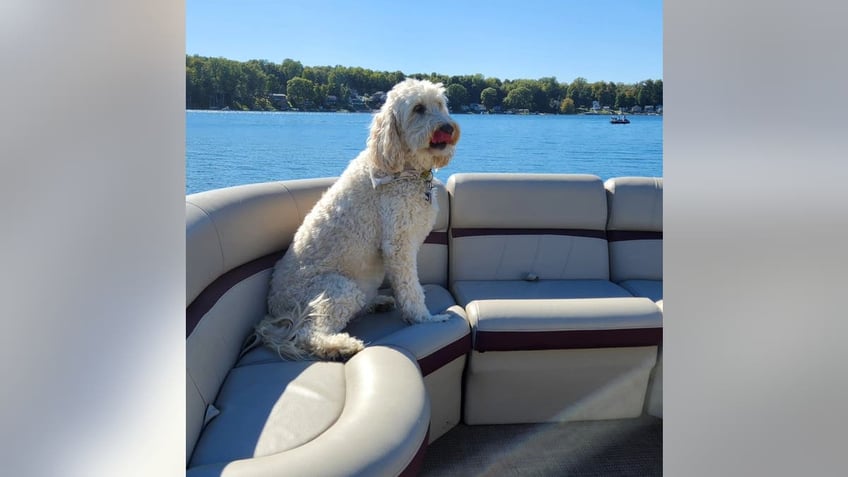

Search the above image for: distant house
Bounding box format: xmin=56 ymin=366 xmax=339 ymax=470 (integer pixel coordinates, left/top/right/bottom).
xmin=469 ymin=103 xmax=487 ymax=113
xmin=325 ymin=95 xmax=338 ymax=107
xmin=656 ymin=105 xmax=663 ymax=114
xmin=630 ymin=105 xmax=642 ymax=113
xmin=269 ymin=93 xmax=289 ymax=110
xmin=366 ymin=91 xmax=387 ymax=109
xmin=592 ymin=100 xmax=600 ymax=111
xmin=644 ymin=105 xmax=655 ymax=113
xmin=348 ymin=93 xmax=367 ymax=111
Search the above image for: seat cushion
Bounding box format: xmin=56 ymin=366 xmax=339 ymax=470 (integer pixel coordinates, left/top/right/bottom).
xmin=238 ymin=284 xmax=471 ymax=376
xmin=344 ymin=285 xmax=471 ymax=375
xmin=233 ymin=284 xmax=471 ymax=443
xmin=189 ymin=361 xmax=346 ymax=468
xmin=466 ymin=297 xmax=663 ymax=351
xmin=618 ymin=279 xmax=663 ymax=302
xmin=187 ymin=346 xmax=430 ymax=476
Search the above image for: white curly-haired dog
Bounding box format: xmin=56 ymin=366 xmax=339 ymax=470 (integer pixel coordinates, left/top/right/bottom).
xmin=254 ymin=78 xmax=460 ymax=360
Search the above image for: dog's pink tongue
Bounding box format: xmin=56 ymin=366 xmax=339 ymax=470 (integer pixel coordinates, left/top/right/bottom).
xmin=432 ymin=130 xmax=452 ymax=143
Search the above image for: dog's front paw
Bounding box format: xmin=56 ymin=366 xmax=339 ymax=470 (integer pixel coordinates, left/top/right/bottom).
xmin=404 ymin=312 xmax=451 ymax=324
xmin=427 ymin=313 xmax=451 ymax=323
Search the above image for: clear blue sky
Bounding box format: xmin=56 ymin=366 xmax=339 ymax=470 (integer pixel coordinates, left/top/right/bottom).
xmin=187 ymin=0 xmax=662 ymax=84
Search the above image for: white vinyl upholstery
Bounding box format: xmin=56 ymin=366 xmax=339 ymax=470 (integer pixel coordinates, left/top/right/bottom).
xmin=448 ymin=173 xmax=610 ymax=282
xmin=186 ymin=180 xmax=335 ymax=464
xmin=186 ymin=173 xmax=665 ymax=469
xmin=237 ymin=284 xmax=471 ymax=442
xmin=446 ymin=173 xmax=662 ymax=424
xmin=187 ymin=346 xmax=430 ymax=477
xmin=416 ymin=183 xmax=450 ymax=287
xmin=186 ymin=179 xmax=467 ymax=469
xmin=464 ymin=347 xmax=657 ymax=424
xmin=605 ymin=177 xmax=663 ymax=292
xmin=605 ymin=177 xmax=664 ymax=418
xmin=647 ymin=300 xmax=664 ymax=418
xmin=186 ymin=179 xmax=333 ymax=305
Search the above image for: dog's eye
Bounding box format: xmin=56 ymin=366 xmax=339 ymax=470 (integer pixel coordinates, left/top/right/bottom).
xmin=413 ymin=104 xmax=426 ymax=114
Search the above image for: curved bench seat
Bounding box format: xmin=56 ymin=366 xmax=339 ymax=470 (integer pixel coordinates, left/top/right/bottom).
xmin=186 ymin=178 xmax=470 ymax=473
xmin=186 ymin=173 xmax=664 ymax=473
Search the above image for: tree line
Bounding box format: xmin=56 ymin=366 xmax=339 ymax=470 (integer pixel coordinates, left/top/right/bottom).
xmin=186 ymin=55 xmax=662 ymax=114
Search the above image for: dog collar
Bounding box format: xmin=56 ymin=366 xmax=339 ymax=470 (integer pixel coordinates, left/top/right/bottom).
xmin=370 ymin=168 xmax=435 ymax=202
xmin=370 ymin=168 xmax=433 ymax=187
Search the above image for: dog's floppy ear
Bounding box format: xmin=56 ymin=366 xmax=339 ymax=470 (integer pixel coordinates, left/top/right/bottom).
xmin=368 ymin=108 xmax=404 ymax=173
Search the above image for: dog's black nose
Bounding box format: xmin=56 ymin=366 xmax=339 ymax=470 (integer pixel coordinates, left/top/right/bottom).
xmin=438 ymin=124 xmax=454 ymax=135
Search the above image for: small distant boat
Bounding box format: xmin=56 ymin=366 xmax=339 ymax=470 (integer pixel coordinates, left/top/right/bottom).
xmin=610 ymin=115 xmax=630 ymax=124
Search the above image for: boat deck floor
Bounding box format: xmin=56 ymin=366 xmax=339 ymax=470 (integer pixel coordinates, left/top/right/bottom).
xmin=421 ymin=415 xmax=662 ymax=476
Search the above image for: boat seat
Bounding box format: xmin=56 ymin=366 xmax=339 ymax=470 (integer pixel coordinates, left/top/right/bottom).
xmin=605 ymin=177 xmax=664 ymax=418
xmin=604 ymin=176 xmax=663 ymax=303
xmin=186 ymin=173 xmax=665 ymax=473
xmin=187 ymin=179 xmax=470 ymax=473
xmin=447 ymin=173 xmax=662 ymax=424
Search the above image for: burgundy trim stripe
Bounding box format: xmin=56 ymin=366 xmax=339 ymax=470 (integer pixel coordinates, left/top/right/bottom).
xmin=423 ymin=231 xmax=448 ymax=245
xmin=607 ymin=230 xmax=663 ymax=242
xmin=398 ymin=427 xmax=429 ymax=477
xmin=475 ymin=327 xmax=662 ymax=352
xmin=451 ymin=227 xmax=607 ymax=240
xmin=186 ymin=250 xmax=284 ymax=337
xmin=417 ymin=333 xmax=472 ymax=376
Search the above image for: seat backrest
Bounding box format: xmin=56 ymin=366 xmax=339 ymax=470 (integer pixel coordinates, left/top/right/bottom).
xmin=418 ymin=182 xmax=450 ymax=286
xmin=604 ymin=177 xmax=663 ymax=282
xmin=446 ymin=173 xmax=610 ymax=283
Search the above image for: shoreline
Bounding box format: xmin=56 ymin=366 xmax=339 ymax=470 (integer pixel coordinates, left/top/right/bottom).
xmin=185 ymin=108 xmax=663 ymax=117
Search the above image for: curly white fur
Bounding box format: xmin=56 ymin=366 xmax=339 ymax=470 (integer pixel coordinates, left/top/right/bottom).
xmin=255 ymin=79 xmax=461 ymax=360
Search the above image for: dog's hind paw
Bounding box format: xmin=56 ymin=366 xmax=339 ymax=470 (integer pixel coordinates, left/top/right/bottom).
xmin=311 ymin=333 xmax=365 ymax=360
xmin=366 ymin=295 xmax=396 ymax=313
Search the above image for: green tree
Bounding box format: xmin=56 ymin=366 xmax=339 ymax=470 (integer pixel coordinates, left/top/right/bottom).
xmin=184 ymin=54 xmax=661 ymax=113
xmin=566 ymin=77 xmax=591 ymax=109
xmin=286 ymin=77 xmax=316 ymax=109
xmin=560 ymin=97 xmax=576 ymax=114
xmin=503 ymin=86 xmax=533 ymax=110
xmin=242 ymin=61 xmax=271 ymax=109
xmin=445 ymin=83 xmax=469 ymax=111
xmin=465 ymin=74 xmax=488 ymax=105
xmin=280 ymin=58 xmax=304 ymax=88
xmin=480 ymin=87 xmax=498 ymax=110
xmin=536 ymin=77 xmax=562 ymax=113
xmin=600 ymin=82 xmax=617 ymax=108
xmin=614 ymin=87 xmax=637 ymax=111
xmin=653 ymin=79 xmax=663 ymax=106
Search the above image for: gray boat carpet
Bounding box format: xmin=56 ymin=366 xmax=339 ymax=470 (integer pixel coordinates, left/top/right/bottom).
xmin=420 ymin=416 xmax=662 ymax=476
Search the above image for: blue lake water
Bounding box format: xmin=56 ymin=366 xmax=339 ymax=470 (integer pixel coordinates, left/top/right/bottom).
xmin=186 ymin=111 xmax=662 ymax=195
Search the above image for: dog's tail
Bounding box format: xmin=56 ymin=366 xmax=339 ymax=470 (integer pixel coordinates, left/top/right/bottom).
xmin=251 ymin=300 xmax=314 ymax=361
